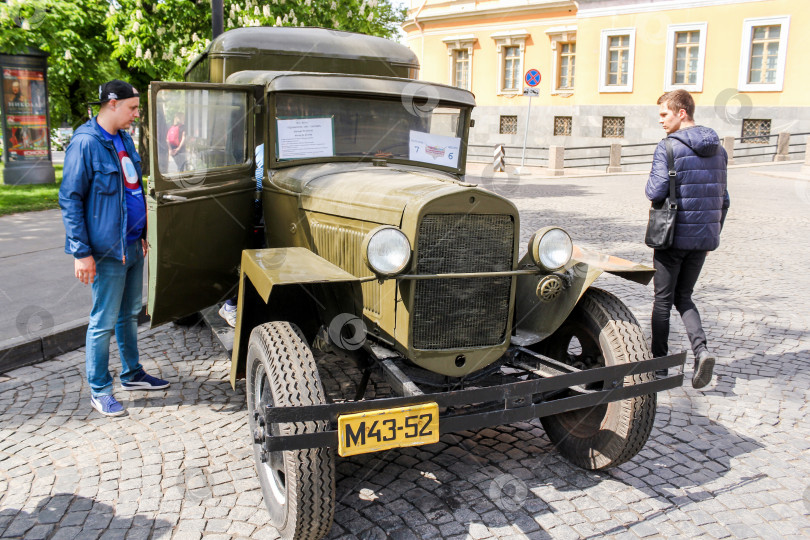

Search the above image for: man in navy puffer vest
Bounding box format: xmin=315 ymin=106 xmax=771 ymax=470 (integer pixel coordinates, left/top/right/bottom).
xmin=646 ymin=89 xmax=730 ymax=389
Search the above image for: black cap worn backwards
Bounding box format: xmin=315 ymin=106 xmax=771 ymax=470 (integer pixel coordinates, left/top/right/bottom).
xmin=88 ymin=79 xmax=139 ymax=105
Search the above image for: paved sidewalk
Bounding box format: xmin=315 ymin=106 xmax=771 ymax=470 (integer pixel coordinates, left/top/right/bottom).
xmin=1 ymin=163 xmax=809 ymax=539
xmin=0 ymin=209 xmax=147 ymax=372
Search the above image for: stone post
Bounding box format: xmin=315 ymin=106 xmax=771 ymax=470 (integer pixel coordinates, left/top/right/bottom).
xmin=548 ymin=145 xmax=564 ymax=176
xmin=774 ymin=132 xmax=790 ymax=162
xmin=722 ymin=136 xmax=735 ymax=166
xmin=607 ymin=143 xmax=622 ymax=173
xmin=802 ymin=136 xmax=810 ymax=175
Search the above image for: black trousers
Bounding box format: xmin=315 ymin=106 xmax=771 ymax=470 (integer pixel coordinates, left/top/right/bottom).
xmin=651 ymin=248 xmax=709 ymax=358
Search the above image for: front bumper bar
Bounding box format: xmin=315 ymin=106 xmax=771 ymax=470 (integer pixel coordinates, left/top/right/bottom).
xmin=259 ymin=352 xmax=686 ymax=452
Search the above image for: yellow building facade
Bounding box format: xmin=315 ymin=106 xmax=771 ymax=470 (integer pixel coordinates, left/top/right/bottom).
xmin=403 ymin=0 xmax=808 ymax=147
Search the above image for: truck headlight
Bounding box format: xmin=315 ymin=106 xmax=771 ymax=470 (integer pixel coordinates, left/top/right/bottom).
xmin=529 ymin=227 xmax=572 ymax=272
xmin=363 ymin=226 xmax=411 ymax=276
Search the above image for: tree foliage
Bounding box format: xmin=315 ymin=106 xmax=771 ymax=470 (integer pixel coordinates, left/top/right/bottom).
xmin=107 ymin=0 xmax=407 ymax=82
xmin=0 ymin=0 xmax=124 ymax=127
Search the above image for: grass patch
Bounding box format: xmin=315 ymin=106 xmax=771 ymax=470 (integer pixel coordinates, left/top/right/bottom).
xmin=0 ymin=162 xmax=64 ymax=216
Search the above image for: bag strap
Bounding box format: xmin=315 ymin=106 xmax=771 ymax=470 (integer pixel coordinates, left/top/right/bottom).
xmin=664 ymin=138 xmax=677 ymax=203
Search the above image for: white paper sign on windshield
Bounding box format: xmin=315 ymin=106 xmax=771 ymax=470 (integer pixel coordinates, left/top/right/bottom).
xmin=409 ymin=130 xmax=461 ymax=168
xmin=277 ymin=117 xmax=334 ymax=159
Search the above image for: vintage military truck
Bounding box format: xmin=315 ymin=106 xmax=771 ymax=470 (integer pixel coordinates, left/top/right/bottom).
xmin=145 ymin=27 xmax=686 ymax=540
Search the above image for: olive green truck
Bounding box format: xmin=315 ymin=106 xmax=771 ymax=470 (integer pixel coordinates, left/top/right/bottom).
xmin=145 ymin=27 xmax=686 ymax=540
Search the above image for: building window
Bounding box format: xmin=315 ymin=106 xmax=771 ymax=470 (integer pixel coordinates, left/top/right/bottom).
xmin=546 ymin=26 xmax=577 ymax=94
xmin=664 ymin=23 xmax=707 ymax=92
xmin=738 ymin=16 xmax=790 ymax=92
xmin=607 ymin=36 xmax=630 ymax=86
xmin=742 ymin=119 xmax=771 ymax=144
xmin=558 ymin=43 xmax=576 ymax=90
xmin=453 ymin=49 xmax=470 ymax=89
xmin=442 ymin=36 xmax=476 ymax=91
xmin=499 ymin=115 xmax=518 ymax=135
xmin=599 ymin=29 xmax=635 ymax=93
xmin=749 ymin=26 xmax=780 ymax=84
xmin=491 ymin=30 xmax=528 ymax=95
xmin=602 ymin=117 xmax=625 ymax=138
xmin=554 ymin=116 xmax=572 ymax=136
xmin=674 ymin=32 xmax=699 ymax=84
xmin=503 ymin=46 xmax=521 ymax=91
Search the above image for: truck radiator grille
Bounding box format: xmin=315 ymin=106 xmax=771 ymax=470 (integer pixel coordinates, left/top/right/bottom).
xmin=309 ymin=220 xmax=380 ymax=316
xmin=413 ymin=214 xmax=514 ymax=349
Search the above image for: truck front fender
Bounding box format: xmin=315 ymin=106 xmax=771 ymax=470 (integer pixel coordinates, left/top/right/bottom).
xmin=230 ymin=248 xmax=364 ymax=387
xmin=514 ymin=246 xmax=654 ymax=346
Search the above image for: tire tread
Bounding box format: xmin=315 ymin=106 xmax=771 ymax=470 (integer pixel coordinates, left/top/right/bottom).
xmin=249 ymin=322 xmax=335 ymax=540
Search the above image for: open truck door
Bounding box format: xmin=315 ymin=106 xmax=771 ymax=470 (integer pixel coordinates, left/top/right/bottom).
xmin=146 ymin=82 xmax=258 ymax=326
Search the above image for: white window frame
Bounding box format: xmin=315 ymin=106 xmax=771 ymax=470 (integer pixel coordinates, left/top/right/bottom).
xmin=442 ymin=35 xmax=476 ymax=91
xmin=737 ymin=15 xmax=790 ymax=92
xmin=491 ymin=30 xmax=528 ymax=96
xmin=598 ymin=28 xmax=636 ymax=93
xmin=664 ymin=22 xmax=707 ymax=92
xmin=546 ymin=26 xmax=577 ymax=95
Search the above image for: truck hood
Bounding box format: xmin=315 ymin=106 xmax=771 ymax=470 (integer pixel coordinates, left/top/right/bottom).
xmin=271 ymin=163 xmax=476 ymax=225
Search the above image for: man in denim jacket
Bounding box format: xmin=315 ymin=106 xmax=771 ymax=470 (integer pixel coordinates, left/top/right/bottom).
xmin=59 ymin=80 xmax=170 ymax=416
xmin=646 ymin=89 xmax=730 ymax=389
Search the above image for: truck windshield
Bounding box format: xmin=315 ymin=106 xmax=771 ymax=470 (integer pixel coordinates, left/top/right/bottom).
xmin=273 ymin=93 xmax=466 ymax=171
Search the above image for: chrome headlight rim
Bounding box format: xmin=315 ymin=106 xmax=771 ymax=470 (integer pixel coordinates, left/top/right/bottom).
xmin=362 ymin=226 xmax=412 ymax=277
xmin=529 ymin=226 xmax=573 ymax=272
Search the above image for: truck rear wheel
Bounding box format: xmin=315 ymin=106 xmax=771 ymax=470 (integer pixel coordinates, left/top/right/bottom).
xmin=246 ymin=322 xmax=335 ymax=540
xmin=536 ymin=288 xmax=656 ymax=470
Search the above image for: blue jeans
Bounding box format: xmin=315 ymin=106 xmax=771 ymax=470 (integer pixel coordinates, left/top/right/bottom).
xmin=86 ymin=241 xmax=144 ymax=396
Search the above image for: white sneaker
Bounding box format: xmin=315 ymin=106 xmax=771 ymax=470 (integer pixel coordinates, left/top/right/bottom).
xmin=218 ymin=303 xmax=237 ymax=328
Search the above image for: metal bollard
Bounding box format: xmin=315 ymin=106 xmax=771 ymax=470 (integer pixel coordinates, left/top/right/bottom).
xmin=493 ymin=145 xmax=506 ymax=172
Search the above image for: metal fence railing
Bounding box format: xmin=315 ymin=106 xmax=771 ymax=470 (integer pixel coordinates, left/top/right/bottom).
xmin=562 ymin=144 xmax=611 ymax=169
xmin=466 ymin=131 xmax=808 ymax=173
xmin=467 ymin=144 xmax=549 ymax=168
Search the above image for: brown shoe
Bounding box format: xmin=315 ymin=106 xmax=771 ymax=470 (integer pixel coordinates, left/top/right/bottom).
xmin=692 ymin=350 xmax=715 ymax=389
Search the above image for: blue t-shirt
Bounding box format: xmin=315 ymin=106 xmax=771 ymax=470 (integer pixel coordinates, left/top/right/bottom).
xmin=100 ymin=128 xmax=146 ymax=246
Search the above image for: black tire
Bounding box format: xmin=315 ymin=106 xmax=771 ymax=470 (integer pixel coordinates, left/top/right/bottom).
xmin=246 ymin=322 xmax=335 ymax=540
xmin=535 ymin=288 xmax=656 ymax=470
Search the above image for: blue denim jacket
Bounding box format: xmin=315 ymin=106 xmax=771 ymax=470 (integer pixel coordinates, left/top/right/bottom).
xmin=59 ymin=118 xmax=143 ymax=262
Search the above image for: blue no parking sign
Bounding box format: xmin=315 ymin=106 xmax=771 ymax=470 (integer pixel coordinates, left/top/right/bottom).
xmin=524 ymin=69 xmax=541 ymax=87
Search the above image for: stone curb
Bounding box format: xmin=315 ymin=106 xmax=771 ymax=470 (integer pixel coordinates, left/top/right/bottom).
xmin=0 ymin=307 xmax=149 ymax=375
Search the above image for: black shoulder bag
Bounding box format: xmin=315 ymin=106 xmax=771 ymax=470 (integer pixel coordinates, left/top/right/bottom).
xmin=644 ymin=138 xmax=678 ymax=249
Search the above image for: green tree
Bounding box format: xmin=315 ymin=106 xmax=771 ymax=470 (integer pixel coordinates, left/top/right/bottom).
xmin=106 ymin=0 xmax=407 ymax=83
xmin=0 ymin=0 xmax=125 ymax=127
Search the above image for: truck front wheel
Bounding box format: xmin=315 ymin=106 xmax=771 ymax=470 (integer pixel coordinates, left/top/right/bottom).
xmin=535 ymin=288 xmax=656 ymax=470
xmin=246 ymin=322 xmax=335 ymax=540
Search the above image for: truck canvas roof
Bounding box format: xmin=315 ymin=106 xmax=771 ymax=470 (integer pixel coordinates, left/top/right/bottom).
xmin=185 ymin=27 xmax=420 ymax=81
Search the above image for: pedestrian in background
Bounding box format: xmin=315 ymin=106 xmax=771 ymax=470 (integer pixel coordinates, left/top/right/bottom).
xmin=646 ymin=89 xmax=730 ymax=389
xmin=59 ymin=80 xmax=170 ymax=416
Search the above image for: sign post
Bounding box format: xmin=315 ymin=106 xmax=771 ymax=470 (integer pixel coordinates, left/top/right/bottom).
xmin=0 ymin=50 xmax=55 ymax=184
xmin=519 ymin=69 xmax=541 ymax=173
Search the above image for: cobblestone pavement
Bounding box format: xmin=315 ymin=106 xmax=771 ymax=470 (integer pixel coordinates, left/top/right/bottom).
xmin=2 ymin=164 xmax=809 ymax=540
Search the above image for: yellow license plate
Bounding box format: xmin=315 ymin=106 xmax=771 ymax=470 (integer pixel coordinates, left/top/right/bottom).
xmin=337 ymin=402 xmax=439 ymax=457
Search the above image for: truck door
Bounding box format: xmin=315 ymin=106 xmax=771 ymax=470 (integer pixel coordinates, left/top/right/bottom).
xmin=146 ymin=82 xmax=258 ymax=326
